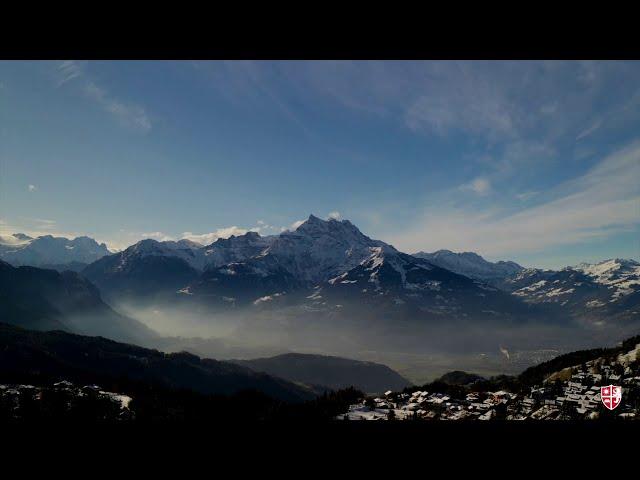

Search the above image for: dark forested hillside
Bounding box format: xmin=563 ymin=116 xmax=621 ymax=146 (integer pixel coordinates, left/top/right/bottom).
xmin=0 ymin=261 xmax=155 ymax=344
xmin=0 ymin=323 xmax=314 ymax=403
xmin=517 ymin=334 xmax=640 ymax=387
xmin=233 ymin=353 xmax=412 ymax=393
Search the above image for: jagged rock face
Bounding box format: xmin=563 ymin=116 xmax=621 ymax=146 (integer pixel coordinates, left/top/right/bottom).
xmin=264 ymin=215 xmax=389 ymax=283
xmin=202 ymin=231 xmax=273 ymax=270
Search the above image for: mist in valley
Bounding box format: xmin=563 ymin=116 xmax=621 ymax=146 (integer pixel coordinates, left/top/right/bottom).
xmin=112 ymin=298 xmax=640 ymax=384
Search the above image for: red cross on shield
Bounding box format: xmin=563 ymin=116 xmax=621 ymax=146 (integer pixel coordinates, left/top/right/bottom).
xmin=601 ymin=385 xmax=622 ymax=410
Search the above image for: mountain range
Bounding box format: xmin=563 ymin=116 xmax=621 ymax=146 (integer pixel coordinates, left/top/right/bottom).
xmin=74 ymin=215 xmax=639 ymax=329
xmin=0 ymin=233 xmax=110 ymax=271
xmin=3 ymin=215 xmax=639 ymax=364
xmin=78 ymin=216 xmax=541 ymax=325
xmin=507 ymin=259 xmax=640 ymax=324
xmin=413 ymin=249 xmax=524 ymax=284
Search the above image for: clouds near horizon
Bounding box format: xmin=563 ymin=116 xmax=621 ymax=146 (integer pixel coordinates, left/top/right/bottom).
xmin=386 ymin=140 xmax=640 ymax=258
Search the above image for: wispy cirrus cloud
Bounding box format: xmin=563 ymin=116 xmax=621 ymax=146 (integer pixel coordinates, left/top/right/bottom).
xmin=19 ymin=217 xmax=56 ymax=227
xmin=515 ymin=191 xmax=539 ymax=202
xmin=576 ymin=119 xmax=602 ymax=141
xmin=84 ymin=81 xmax=152 ymax=133
xmin=460 ymin=177 xmax=492 ymax=196
xmin=56 ymin=60 xmax=83 ymax=86
xmin=386 ymin=139 xmax=640 ymax=257
xmin=194 ymin=61 xmax=640 ymax=191
xmin=55 ymin=61 xmax=152 ymax=133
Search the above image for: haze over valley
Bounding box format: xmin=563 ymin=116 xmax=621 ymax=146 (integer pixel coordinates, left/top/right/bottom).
xmin=2 ymin=215 xmax=638 ymax=383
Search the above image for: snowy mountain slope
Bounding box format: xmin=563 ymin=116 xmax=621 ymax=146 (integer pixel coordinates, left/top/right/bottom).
xmin=509 ymin=259 xmax=640 ymax=323
xmin=81 ymin=234 xmax=279 ymax=303
xmin=574 ymin=258 xmax=640 ymax=301
xmin=183 ymin=216 xmax=411 ymax=308
xmin=181 ymin=215 xmax=387 ymax=305
xmin=413 ymin=249 xmax=523 ymax=283
xmin=314 ymin=246 xmax=534 ymax=321
xmin=0 ymin=234 xmax=110 ymax=269
xmin=187 ymin=253 xmax=301 ymax=304
xmin=88 ymin=215 xmax=398 ymax=307
xmin=264 ymin=214 xmax=389 ymax=283
xmin=202 ymin=231 xmax=274 ymax=269
xmin=77 ymin=215 xmax=640 ymax=327
xmin=500 ymin=268 xmax=556 ymax=292
xmin=81 ymin=239 xmax=201 ymax=301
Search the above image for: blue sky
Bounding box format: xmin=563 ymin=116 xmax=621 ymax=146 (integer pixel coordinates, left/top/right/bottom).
xmin=0 ymin=60 xmax=639 ymax=268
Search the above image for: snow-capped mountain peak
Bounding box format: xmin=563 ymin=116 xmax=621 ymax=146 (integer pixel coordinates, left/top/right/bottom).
xmin=413 ymin=249 xmax=523 ymax=281
xmin=573 ymin=258 xmax=640 ymax=301
xmin=74 ymin=215 xmax=639 ymax=327
xmin=0 ymin=233 xmax=110 ymax=268
xmin=266 ymin=214 xmax=392 ymax=283
xmin=574 ymin=258 xmax=640 ymax=279
xmin=293 ymin=214 xmax=375 ymax=243
xmin=114 ymin=238 xmax=208 ymax=270
xmin=202 ymin=231 xmax=273 ymax=269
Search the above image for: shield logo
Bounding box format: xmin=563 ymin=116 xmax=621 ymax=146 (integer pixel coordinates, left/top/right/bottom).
xmin=601 ymin=385 xmax=622 ymax=410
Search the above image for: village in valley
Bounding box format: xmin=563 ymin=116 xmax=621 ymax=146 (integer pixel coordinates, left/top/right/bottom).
xmin=0 ymin=381 xmax=134 ymax=421
xmin=337 ymin=342 xmax=640 ymax=421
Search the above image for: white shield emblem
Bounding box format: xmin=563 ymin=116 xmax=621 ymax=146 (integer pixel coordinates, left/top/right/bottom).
xmin=600 ymin=385 xmax=622 ymax=410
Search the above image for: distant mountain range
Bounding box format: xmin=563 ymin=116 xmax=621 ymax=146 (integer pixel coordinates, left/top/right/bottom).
xmin=0 ymin=233 xmax=110 ymax=271
xmin=3 ymin=216 xmax=639 ymax=331
xmin=79 ymin=215 xmax=540 ymax=325
xmin=413 ymin=249 xmax=524 ymax=283
xmin=507 ymin=259 xmax=640 ymax=323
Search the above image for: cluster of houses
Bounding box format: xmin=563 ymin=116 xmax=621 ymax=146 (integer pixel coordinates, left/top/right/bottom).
xmin=337 ymin=351 xmax=640 ymax=421
xmin=0 ymin=380 xmax=133 ymax=420
xmin=337 ymin=388 xmax=518 ymax=421
xmin=507 ymin=356 xmax=640 ymax=420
